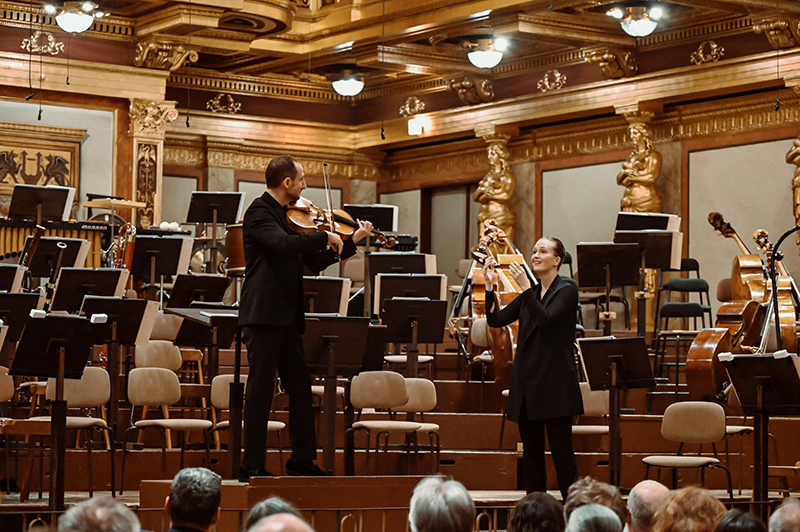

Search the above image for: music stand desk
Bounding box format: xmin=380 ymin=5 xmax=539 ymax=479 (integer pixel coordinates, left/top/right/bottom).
xmin=166 ymin=274 xmax=231 ymax=309
xmin=0 ymin=292 xmax=44 ymax=342
xmin=50 ymin=268 xmax=128 ymax=312
xmin=0 ymin=264 xmax=26 ymax=292
xmin=381 ymin=298 xmax=447 ymax=379
xmin=374 ymin=274 xmax=445 ymax=316
xmin=26 ymin=237 xmax=89 ymax=278
xmin=577 ymin=336 xmax=655 ymax=488
xmin=9 ymin=185 xmax=72 ymax=225
xmin=304 ymin=276 xmax=351 ymax=315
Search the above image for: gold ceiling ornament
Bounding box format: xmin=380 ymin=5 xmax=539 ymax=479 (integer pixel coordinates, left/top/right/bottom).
xmin=690 ymin=41 xmax=725 ymax=65
xmin=129 ymin=99 xmax=179 ymax=139
xmin=134 ymin=38 xmax=199 ymax=72
xmin=20 ymin=31 xmax=64 ymax=56
xmin=445 ymin=74 xmax=494 ymax=105
xmin=399 ymin=96 xmax=426 ymax=117
xmin=786 ymin=136 xmax=800 ymax=252
xmin=537 ymin=69 xmax=567 ymax=93
xmin=584 ymin=47 xmax=638 ymax=79
xmin=616 ymin=111 xmax=663 ymax=214
xmin=474 ymin=133 xmax=517 ymax=249
xmin=206 ymin=93 xmax=242 ymax=115
xmin=754 ymin=15 xmax=800 ymax=49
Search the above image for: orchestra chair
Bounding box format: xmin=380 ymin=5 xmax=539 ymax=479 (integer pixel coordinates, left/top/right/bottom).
xmin=574 ymin=274 xmax=630 ymax=330
xmin=563 ymin=252 xmax=584 ymax=327
xmin=572 ymin=383 xmax=610 ymax=438
xmin=393 ymin=378 xmax=440 ymax=473
xmin=29 ymin=367 xmax=115 ymax=497
xmin=448 ymin=259 xmax=473 ymax=302
xmin=1 ymin=365 xmax=15 ymax=495
xmin=120 ymin=368 xmax=212 ymax=494
xmin=384 ymin=348 xmax=435 ymax=379
xmin=642 ymin=401 xmax=733 ymax=499
xmin=655 ymin=258 xmax=712 ymax=329
xmin=345 ymin=371 xmax=421 ymax=475
xmin=207 ymin=375 xmax=285 ymax=473
xmin=769 ymin=461 xmax=800 ymax=497
xmin=652 ymin=302 xmax=705 ymax=384
xmin=468 ymin=318 xmax=493 ymax=412
xmin=343 ymin=257 xmax=365 ymax=286
xmin=150 ymin=311 xmax=204 ymax=385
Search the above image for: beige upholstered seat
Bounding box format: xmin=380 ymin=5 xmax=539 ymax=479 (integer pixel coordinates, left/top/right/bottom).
xmin=642 ymin=401 xmax=733 ymax=498
xmin=572 ymin=383 xmax=610 ymax=436
xmin=394 ymin=378 xmax=441 ymax=472
xmin=310 ymin=385 xmax=345 ymax=397
xmin=347 ymin=371 xmax=422 ymax=474
xmin=120 ymin=368 xmax=212 ymax=494
xmin=150 ymin=310 xmax=183 ymax=342
xmin=469 ymin=318 xmax=494 ymax=412
xmin=135 ymin=340 xmax=183 ymax=371
xmin=343 ymin=258 xmax=365 ymax=284
xmin=208 ymin=374 xmax=285 ymax=472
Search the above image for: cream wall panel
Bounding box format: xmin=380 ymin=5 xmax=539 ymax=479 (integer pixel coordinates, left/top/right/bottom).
xmin=511 ymin=161 xmax=536 ymax=256
xmin=163 ymin=176 xmax=198 ymax=234
xmin=689 ymin=139 xmax=798 ymax=318
xmin=379 ymin=190 xmax=421 ymax=239
xmin=0 ymin=100 xmax=114 ymax=220
xmin=431 ymin=187 xmax=468 ymax=286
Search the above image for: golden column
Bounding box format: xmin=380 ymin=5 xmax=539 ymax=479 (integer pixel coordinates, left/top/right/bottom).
xmin=474 ymin=125 xmax=519 ymax=253
xmin=616 ymin=109 xmax=663 ymax=213
xmin=128 ymin=99 xmax=178 ymax=228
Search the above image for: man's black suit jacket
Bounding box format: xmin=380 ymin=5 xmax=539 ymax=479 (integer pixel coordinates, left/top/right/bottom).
xmin=487 ymin=275 xmax=584 ymax=423
xmin=238 ymin=191 xmax=356 ymax=331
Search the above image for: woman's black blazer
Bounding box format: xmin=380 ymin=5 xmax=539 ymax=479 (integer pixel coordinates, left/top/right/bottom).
xmin=486 ymin=274 xmax=584 ymax=422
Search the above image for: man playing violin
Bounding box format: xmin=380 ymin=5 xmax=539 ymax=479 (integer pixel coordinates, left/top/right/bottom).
xmin=238 ymin=155 xmax=373 ymax=481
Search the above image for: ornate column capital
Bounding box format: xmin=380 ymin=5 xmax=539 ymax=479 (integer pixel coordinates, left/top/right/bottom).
xmin=584 ymin=47 xmax=638 ymax=79
xmin=134 ymin=36 xmax=199 ymax=71
xmin=129 ymin=99 xmax=179 ymax=140
xmin=615 ymin=102 xmax=663 ymax=126
xmin=754 ymin=14 xmax=800 ymax=50
xmin=445 ymin=73 xmax=494 ymax=105
xmin=474 ymin=124 xmax=519 ymax=141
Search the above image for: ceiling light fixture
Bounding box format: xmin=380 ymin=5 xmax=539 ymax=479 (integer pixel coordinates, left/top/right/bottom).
xmin=607 ymin=3 xmax=663 ymax=38
xmin=44 ymin=1 xmax=106 ymax=34
xmin=332 ymin=70 xmax=364 ymax=97
xmin=466 ymin=35 xmax=504 ymax=69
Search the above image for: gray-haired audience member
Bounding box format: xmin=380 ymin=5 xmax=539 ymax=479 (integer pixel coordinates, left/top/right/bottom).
xmin=509 ymin=492 xmax=565 ymax=532
xmin=58 ymin=496 xmax=140 ymax=532
xmin=566 ymin=504 xmax=623 ymax=532
xmin=627 ymin=480 xmax=669 ymax=532
xmin=769 ymin=498 xmax=800 ymax=532
xmin=247 ymin=514 xmax=313 ymax=532
xmin=408 ymin=476 xmax=475 ymax=532
xmin=245 ymin=496 xmax=304 ymax=531
xmin=165 ymin=467 xmax=222 ymax=532
xmin=716 ymin=510 xmax=766 ymax=532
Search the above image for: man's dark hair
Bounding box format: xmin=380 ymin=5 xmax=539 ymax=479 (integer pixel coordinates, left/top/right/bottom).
xmin=168 ymin=467 xmax=222 ymax=528
xmin=565 ymin=477 xmax=627 ymax=525
xmin=265 ymin=155 xmax=300 ymax=189
xmin=244 ymin=496 xmax=303 ymax=531
xmin=716 ymin=510 xmax=766 ymax=532
xmin=510 ymin=492 xmax=565 ymax=532
xmin=58 ymin=496 xmax=140 ymax=532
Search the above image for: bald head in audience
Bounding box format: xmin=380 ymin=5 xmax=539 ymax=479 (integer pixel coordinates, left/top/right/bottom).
xmin=248 ymin=514 xmax=313 ymax=532
xmin=627 ymin=480 xmax=669 ymax=532
xmin=769 ymin=498 xmax=800 ymax=532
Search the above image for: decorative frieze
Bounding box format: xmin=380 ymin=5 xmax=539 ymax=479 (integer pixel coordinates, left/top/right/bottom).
xmin=20 ymin=31 xmax=63 ymax=56
xmin=584 ymin=47 xmax=638 ymax=79
xmin=129 ymin=100 xmax=179 ymax=139
xmin=690 ymin=41 xmax=725 ymax=65
xmin=754 ymin=15 xmax=800 ymax=49
xmin=537 ymin=70 xmax=566 ymax=93
xmin=134 ymin=37 xmax=198 ymax=71
xmin=206 ymin=93 xmax=242 ymax=115
xmin=445 ymin=74 xmax=494 ymax=105
xmin=399 ymin=96 xmax=426 ymax=117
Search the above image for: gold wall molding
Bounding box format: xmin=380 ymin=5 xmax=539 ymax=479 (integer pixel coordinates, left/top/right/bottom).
xmin=129 ymin=100 xmax=179 ymax=139
xmin=0 ymin=121 xmax=86 ymax=144
xmin=206 ymin=93 xmax=242 ymax=114
xmin=690 ymin=41 xmax=725 ymax=65
xmin=170 ymin=70 xmax=348 ymax=102
xmin=445 ymin=73 xmax=494 ymax=105
xmin=20 ymin=31 xmax=63 ymax=56
xmin=537 ymin=70 xmax=566 ymax=93
xmin=754 ymin=14 xmax=800 ymax=49
xmin=399 ymin=96 xmax=425 ymax=117
xmin=639 ymin=15 xmax=752 ymax=51
xmin=584 ymin=47 xmax=638 ymax=79
xmin=134 ymin=37 xmax=199 ymax=72
xmin=0 ymin=2 xmax=134 ymax=41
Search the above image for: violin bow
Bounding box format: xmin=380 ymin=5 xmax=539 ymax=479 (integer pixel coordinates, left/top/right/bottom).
xmin=322 ymin=162 xmax=339 ymax=259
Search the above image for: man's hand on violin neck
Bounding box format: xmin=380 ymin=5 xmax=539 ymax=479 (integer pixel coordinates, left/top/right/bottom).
xmin=352 ymin=220 xmax=374 ymax=244
xmin=326 ymin=231 xmax=344 ymax=254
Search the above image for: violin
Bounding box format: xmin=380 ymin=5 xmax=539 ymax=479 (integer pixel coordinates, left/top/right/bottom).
xmin=285 ymin=162 xmax=396 ymax=249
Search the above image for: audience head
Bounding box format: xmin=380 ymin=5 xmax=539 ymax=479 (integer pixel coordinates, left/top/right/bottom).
xmin=769 ymin=498 xmax=800 ymax=532
xmin=653 ymin=486 xmax=726 ymax=532
xmin=408 ymin=475 xmax=475 ymax=532
xmin=627 ymin=480 xmax=669 ymax=532
xmin=509 ymin=492 xmax=565 ymax=532
xmin=565 ymin=477 xmax=627 ymax=525
xmin=165 ymin=467 xmax=222 ymax=532
xmin=247 ymin=514 xmax=313 ymax=532
xmin=245 ymin=497 xmax=304 ymax=531
xmin=566 ymin=504 xmax=622 ymax=532
xmin=716 ymin=510 xmax=766 ymax=532
xmin=58 ymin=496 xmax=140 ymax=532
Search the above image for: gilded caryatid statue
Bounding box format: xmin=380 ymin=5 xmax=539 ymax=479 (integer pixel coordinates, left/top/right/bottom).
xmin=474 ymin=139 xmax=516 ymax=251
xmin=786 ymin=137 xmax=800 ymax=249
xmin=617 ymin=122 xmax=663 ymax=213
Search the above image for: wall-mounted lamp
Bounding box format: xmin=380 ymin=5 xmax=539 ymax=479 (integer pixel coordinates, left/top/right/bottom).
xmin=332 ymin=70 xmax=364 ymax=97
xmin=44 ymin=1 xmax=106 ymax=34
xmin=606 ymin=3 xmax=663 ymax=37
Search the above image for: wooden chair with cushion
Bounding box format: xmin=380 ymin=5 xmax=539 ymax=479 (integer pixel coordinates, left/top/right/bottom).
xmin=468 ymin=317 xmax=493 ymax=412
xmin=345 ymin=371 xmax=421 ymax=474
xmin=393 ymin=377 xmax=440 ymax=472
xmin=642 ymin=401 xmax=733 ymax=499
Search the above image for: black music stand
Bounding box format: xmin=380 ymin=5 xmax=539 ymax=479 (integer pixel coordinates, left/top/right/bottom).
xmin=80 ymin=296 xmax=158 ymax=442
xmin=303 ymin=315 xmax=371 ymax=474
xmin=50 ymin=268 xmax=127 ymax=312
xmin=166 ymin=274 xmax=231 ymax=309
xmin=577 ymin=336 xmax=655 ymax=488
xmin=186 ymin=192 xmax=243 ymax=274
xmin=614 ymin=229 xmax=682 ymax=337
xmin=374 ymin=274 xmax=444 ymax=316
xmin=576 ymin=243 xmax=640 ymax=336
xmin=25 ymin=237 xmax=89 ymax=278
xmin=130 ymin=235 xmax=189 ymax=305
xmin=8 ymin=185 xmax=72 ymax=225
xmin=0 ymin=264 xmax=26 ymax=292
xmin=303 ymin=276 xmax=349 ymax=314
xmin=382 ymin=298 xmax=447 ymax=378
xmin=721 ymin=353 xmax=800 ymax=521
xmin=367 ymin=253 xmax=429 ymax=317
xmin=10 ymin=313 xmax=97 ymax=511
xmin=0 ymin=293 xmax=44 ymax=343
